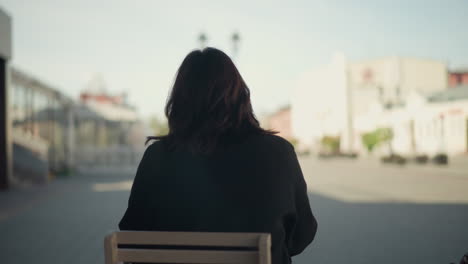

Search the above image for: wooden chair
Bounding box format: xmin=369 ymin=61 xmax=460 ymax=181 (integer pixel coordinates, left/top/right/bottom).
xmin=104 ymin=231 xmax=271 ymax=264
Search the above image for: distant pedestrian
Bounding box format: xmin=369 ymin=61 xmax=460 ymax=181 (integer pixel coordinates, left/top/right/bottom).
xmin=119 ymin=47 xmax=318 ymax=264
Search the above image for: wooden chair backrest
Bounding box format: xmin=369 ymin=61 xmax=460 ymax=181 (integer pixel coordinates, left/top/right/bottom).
xmin=104 ymin=231 xmax=271 ymax=264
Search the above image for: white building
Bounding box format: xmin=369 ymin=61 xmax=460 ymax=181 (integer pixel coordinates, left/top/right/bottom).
xmin=384 ymin=86 xmax=468 ymax=156
xmin=291 ymin=53 xmax=348 ymax=152
xmin=292 ymin=54 xmax=450 ymax=154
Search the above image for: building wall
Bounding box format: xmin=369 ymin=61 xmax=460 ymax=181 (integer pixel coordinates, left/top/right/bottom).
xmin=292 ymin=54 xmax=453 ymax=155
xmin=10 ymin=69 xmax=72 ymax=175
xmin=348 ymin=57 xmax=447 ymax=155
xmin=400 ymin=57 xmax=447 ymax=94
xmin=291 ymin=53 xmax=348 ymax=151
xmin=411 ymin=100 xmax=468 ymax=156
xmin=349 ymin=57 xmax=447 ymax=107
xmin=349 ymin=57 xmax=399 ymax=106
xmin=365 ymin=96 xmax=468 ymax=156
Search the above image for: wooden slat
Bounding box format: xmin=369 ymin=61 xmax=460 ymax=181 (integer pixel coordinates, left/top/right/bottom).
xmin=104 ymin=233 xmax=118 ymax=264
xmin=258 ymin=234 xmax=271 ymax=264
xmin=116 ymin=231 xmax=265 ymax=247
xmin=117 ymin=249 xmax=258 ymax=263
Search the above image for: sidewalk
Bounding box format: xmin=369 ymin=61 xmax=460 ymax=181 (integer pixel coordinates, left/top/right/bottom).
xmin=0 ymin=177 xmax=73 ymax=222
xmin=1 ymin=162 xmax=467 ymax=264
xmin=0 ymin=171 xmax=133 ymax=264
xmin=307 ymin=155 xmax=468 ymax=177
xmin=300 ymin=155 xmax=468 ymax=204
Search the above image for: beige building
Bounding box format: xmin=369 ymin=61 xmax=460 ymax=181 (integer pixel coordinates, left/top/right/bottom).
xmin=349 ymin=57 xmax=448 ymax=114
xmin=292 ymin=54 xmax=449 ymax=154
xmin=381 ymin=86 xmax=468 ymax=156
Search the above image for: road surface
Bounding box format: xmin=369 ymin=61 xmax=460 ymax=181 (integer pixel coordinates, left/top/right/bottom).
xmin=0 ymin=158 xmax=467 ymax=264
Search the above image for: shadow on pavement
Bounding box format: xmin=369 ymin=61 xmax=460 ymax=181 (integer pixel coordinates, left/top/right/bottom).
xmin=294 ymin=193 xmax=468 ymax=264
xmin=0 ymin=176 xmax=467 ymax=264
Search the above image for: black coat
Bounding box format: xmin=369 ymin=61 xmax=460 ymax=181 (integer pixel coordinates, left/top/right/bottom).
xmin=119 ymin=133 xmax=317 ymax=264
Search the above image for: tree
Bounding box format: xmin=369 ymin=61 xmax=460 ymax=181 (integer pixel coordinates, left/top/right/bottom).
xmin=321 ymin=135 xmax=340 ymax=153
xmin=361 ymin=127 xmax=393 ymax=153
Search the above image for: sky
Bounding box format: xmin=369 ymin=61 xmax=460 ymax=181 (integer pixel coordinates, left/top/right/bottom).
xmin=1 ymin=0 xmax=467 ymax=119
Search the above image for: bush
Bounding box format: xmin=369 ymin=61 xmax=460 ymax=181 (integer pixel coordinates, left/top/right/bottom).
xmin=381 ymin=154 xmax=406 ymax=165
xmin=395 ymin=155 xmax=407 ymax=165
xmin=362 ymin=127 xmax=393 ymax=153
xmin=338 ymin=152 xmax=359 ymax=159
xmin=317 ymin=151 xmax=334 ymax=159
xmin=414 ymin=155 xmax=429 ymax=164
xmin=320 ymin=136 xmax=340 ymax=154
xmin=432 ymin=153 xmax=448 ymax=165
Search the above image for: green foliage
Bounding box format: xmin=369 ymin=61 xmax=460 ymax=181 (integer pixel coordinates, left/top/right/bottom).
xmin=361 ymin=127 xmax=393 ymax=152
xmin=321 ymin=136 xmax=340 ymax=153
xmin=361 ymin=132 xmax=379 ymax=152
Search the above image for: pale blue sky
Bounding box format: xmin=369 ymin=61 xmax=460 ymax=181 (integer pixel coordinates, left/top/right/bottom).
xmin=1 ymin=0 xmax=467 ymax=118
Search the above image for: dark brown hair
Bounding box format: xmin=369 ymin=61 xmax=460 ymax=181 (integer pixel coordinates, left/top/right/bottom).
xmin=147 ymin=47 xmax=275 ymax=153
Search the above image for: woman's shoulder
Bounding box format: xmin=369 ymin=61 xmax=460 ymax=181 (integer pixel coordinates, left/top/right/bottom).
xmin=143 ymin=138 xmax=167 ymax=155
xmin=143 ymin=133 xmax=295 ymax=157
xmin=247 ymin=133 xmax=295 ymax=153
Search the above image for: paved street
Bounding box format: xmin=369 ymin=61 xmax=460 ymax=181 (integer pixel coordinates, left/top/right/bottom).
xmin=0 ymin=159 xmax=467 ymax=264
xmin=296 ymin=158 xmax=468 ymax=264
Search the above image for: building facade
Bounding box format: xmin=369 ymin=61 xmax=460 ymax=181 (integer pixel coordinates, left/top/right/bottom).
xmin=10 ymin=68 xmax=75 ymax=184
xmin=291 ymin=53 xmax=348 ymax=152
xmin=291 ymin=54 xmax=452 ymax=155
xmin=8 ymin=69 xmax=147 ymax=186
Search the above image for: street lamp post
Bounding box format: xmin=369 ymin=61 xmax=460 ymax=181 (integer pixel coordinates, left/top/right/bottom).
xmin=231 ymin=31 xmax=240 ymax=60
xmin=198 ymin=33 xmax=207 ymax=49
